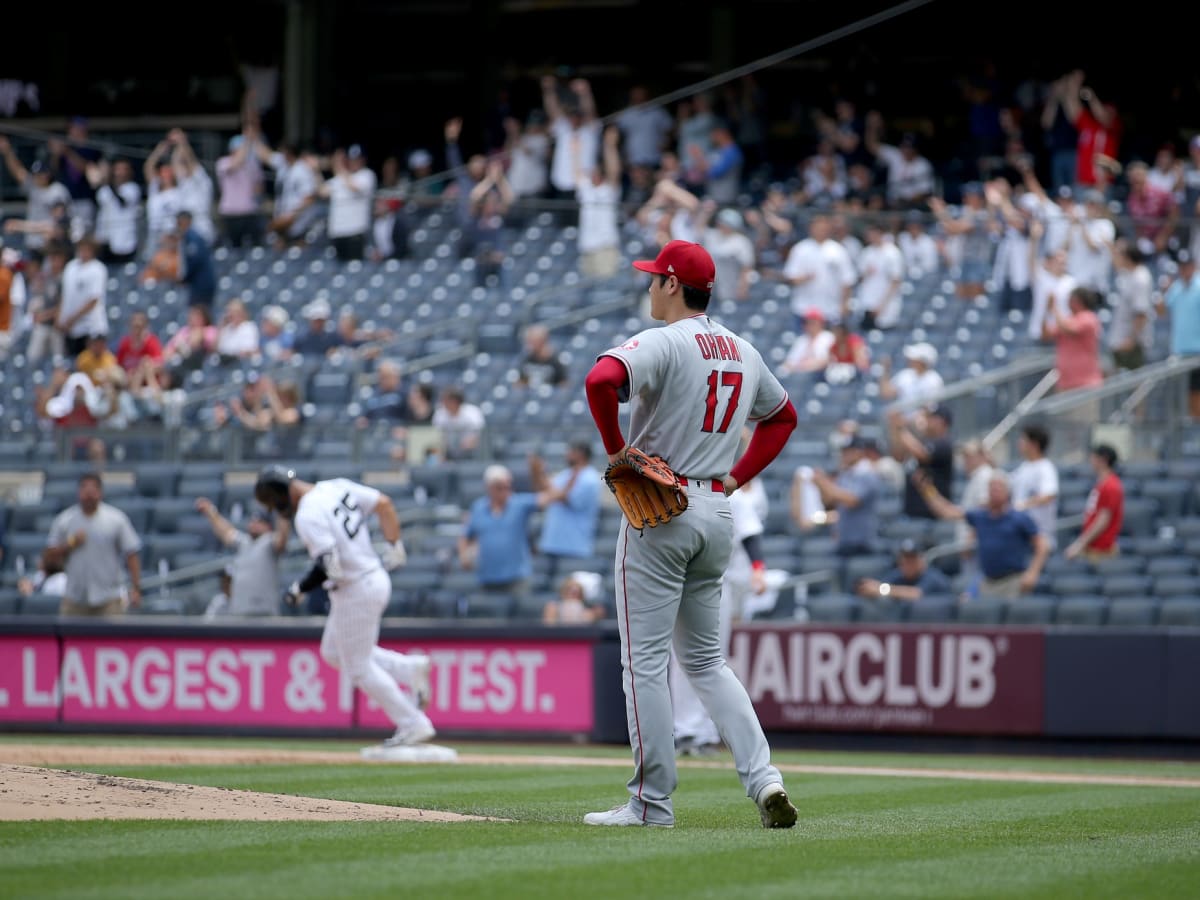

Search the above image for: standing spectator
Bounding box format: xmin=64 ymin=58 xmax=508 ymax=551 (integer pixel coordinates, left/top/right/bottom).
xmin=782 ymin=213 xmax=856 ymax=324
xmin=194 ymin=498 xmax=289 ymax=616
xmin=684 ymin=120 xmax=743 ymax=205
xmin=267 ymin=143 xmax=321 ymax=248
xmin=47 ymin=472 xmax=142 ymax=616
xmin=319 ymin=145 xmax=376 ymax=262
xmin=889 ymin=405 xmax=955 ymax=521
xmin=542 ymin=76 xmax=601 ymax=216
xmin=1158 ymin=250 xmax=1200 ymax=419
xmin=57 ymin=235 xmax=108 ymax=357
xmin=1010 ymin=424 xmax=1060 ymax=551
xmin=897 ymin=211 xmax=940 ymax=277
xmin=216 ymin=130 xmax=266 ymax=248
xmin=576 ymin=125 xmax=623 ymax=280
xmin=675 ymin=92 xmax=718 ymax=189
xmin=955 ymin=439 xmax=998 ymax=581
xmin=1058 ymin=71 xmax=1121 ymax=190
xmin=48 ymin=118 xmax=102 ymax=238
xmin=176 ymin=210 xmax=216 ymax=311
xmin=929 ymin=183 xmax=992 ymax=300
xmin=1028 ymin=235 xmax=1078 ymax=343
xmin=1182 ymin=135 xmax=1200 ymax=260
xmin=529 ymin=442 xmax=603 ymax=588
xmin=1109 ymin=239 xmax=1154 ymax=371
xmin=1065 ymin=189 xmax=1116 ymax=293
xmin=855 ymin=539 xmax=952 ymax=603
xmin=809 ymin=434 xmax=882 ymax=584
xmin=615 ymin=84 xmax=673 ymax=172
xmin=914 ymin=471 xmax=1049 ymax=600
xmin=1046 ymin=286 xmax=1104 ymax=394
xmin=515 ymin=324 xmax=568 ymax=389
xmin=1123 ymin=160 xmax=1179 ymax=261
xmin=705 ymin=208 xmax=756 ymax=304
xmin=880 ymin=342 xmax=944 ymax=408
xmin=855 ymin=221 xmax=905 ymax=331
xmin=89 ymin=158 xmax=142 ymax=265
xmin=986 ymin=180 xmax=1036 ymax=316
xmin=1064 ymin=444 xmax=1124 ymax=562
xmin=1040 ymin=71 xmax=1081 ymax=192
xmin=23 ymin=245 xmax=68 ymax=364
xmin=465 ymin=159 xmax=513 ymax=287
xmin=865 ymin=128 xmax=935 ymax=210
xmin=0 ymin=137 xmax=71 ymax=251
xmin=168 ymin=129 xmax=216 ymax=244
xmin=142 ymin=147 xmax=182 ymax=259
xmin=0 ymin=247 xmax=20 ymax=358
xmin=504 ymin=112 xmax=551 ymax=206
xmin=457 ymin=464 xmax=539 ymax=609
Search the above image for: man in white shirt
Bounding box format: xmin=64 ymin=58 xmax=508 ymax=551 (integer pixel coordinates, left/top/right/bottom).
xmin=705 ymin=208 xmax=756 ymax=304
xmin=1065 ymin=189 xmax=1116 ymax=292
xmin=576 ymin=125 xmax=622 ymax=279
xmin=171 ymin=131 xmax=216 ymax=243
xmin=1009 ymin=424 xmax=1060 ymax=551
xmin=855 ymin=222 xmax=905 ymax=330
xmin=782 ymin=214 xmax=855 ymax=325
xmin=57 ymin=236 xmax=108 ymax=356
xmin=0 ymin=138 xmax=71 ymax=251
xmin=542 ymin=76 xmax=601 ymax=220
xmin=1029 ymin=245 xmax=1078 ymax=342
xmin=781 ymin=309 xmax=835 ymax=375
xmin=92 ymin=158 xmax=142 ymax=264
xmin=269 ymin=143 xmax=321 ymax=247
xmin=870 ymin=133 xmax=935 ymax=209
xmin=897 ymin=212 xmax=940 ymax=277
xmin=320 ymin=145 xmax=376 ymax=261
xmin=616 ymin=85 xmax=673 ymax=170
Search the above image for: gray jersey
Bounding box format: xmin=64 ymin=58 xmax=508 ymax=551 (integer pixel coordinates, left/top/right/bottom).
xmin=48 ymin=502 xmax=141 ymax=606
xmin=601 ymin=315 xmax=788 ymax=480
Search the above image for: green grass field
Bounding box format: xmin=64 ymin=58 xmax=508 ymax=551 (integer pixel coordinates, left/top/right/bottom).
xmin=2 ymin=735 xmax=1199 ymax=899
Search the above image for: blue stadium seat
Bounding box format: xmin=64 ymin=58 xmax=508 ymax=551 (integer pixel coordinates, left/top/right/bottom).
xmin=1152 ymin=575 xmax=1200 ymax=599
xmin=1005 ymin=595 xmax=1056 ymax=625
xmin=1087 ymin=555 xmax=1145 ymax=577
xmin=857 ymin=599 xmax=907 ymax=623
xmin=19 ymin=592 xmax=60 ymax=616
xmin=1050 ymin=573 xmax=1102 ymax=597
xmin=906 ymin=595 xmax=958 ymax=623
xmin=1119 ymin=497 xmax=1159 ymax=537
xmin=957 ymin=596 xmax=1006 ymax=624
xmin=1099 ymin=574 xmax=1154 ymax=600
xmin=1145 ymin=557 xmax=1197 ymax=578
xmin=1139 ymin=479 xmax=1193 ymax=520
xmin=1106 ymin=598 xmax=1158 ymax=627
xmin=1054 ymin=595 xmax=1107 ymax=626
xmin=1157 ymin=599 xmax=1200 ymax=627
xmin=805 ymin=595 xmax=859 ymax=623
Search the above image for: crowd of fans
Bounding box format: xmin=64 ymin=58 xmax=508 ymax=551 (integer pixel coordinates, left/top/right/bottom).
xmin=1 ymin=66 xmax=1199 ymax=620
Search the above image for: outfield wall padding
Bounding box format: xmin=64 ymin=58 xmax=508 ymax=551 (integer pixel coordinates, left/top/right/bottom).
xmin=0 ymin=617 xmax=1197 ymax=741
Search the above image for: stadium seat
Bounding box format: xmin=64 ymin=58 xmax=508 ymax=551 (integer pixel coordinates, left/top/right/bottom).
xmin=135 ymin=463 xmax=182 ymax=498
xmin=19 ymin=592 xmax=61 ymax=616
xmin=1106 ymin=598 xmax=1158 ymax=627
xmin=1099 ymin=574 xmax=1154 ymax=600
xmin=906 ymin=595 xmax=958 ymax=623
xmin=0 ymin=589 xmax=21 ymax=614
xmin=1156 ymin=599 xmax=1200 ymax=627
xmin=857 ymin=599 xmax=907 ymax=623
xmin=1054 ymin=595 xmax=1107 ymax=626
xmin=1152 ymin=575 xmax=1200 ymax=599
xmin=1087 ymin=555 xmax=1145 ymax=577
xmin=1139 ymin=479 xmax=1193 ymax=520
xmin=1050 ymin=573 xmax=1102 ymax=597
xmin=957 ymin=597 xmax=1006 ymax=624
xmin=1145 ymin=557 xmax=1197 ymax=578
xmin=1119 ymin=497 xmax=1159 ymax=537
xmin=1005 ymin=595 xmax=1057 ymax=625
xmin=805 ymin=595 xmax=859 ymax=623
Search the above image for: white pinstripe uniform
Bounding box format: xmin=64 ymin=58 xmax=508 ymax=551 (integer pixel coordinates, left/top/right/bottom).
xmin=600 ymin=314 xmax=789 ymax=825
xmin=293 ymin=478 xmax=431 ymax=736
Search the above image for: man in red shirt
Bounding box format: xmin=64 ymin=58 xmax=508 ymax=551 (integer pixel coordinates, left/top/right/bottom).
xmin=1060 ymin=72 xmax=1120 ymax=188
xmin=115 ymin=311 xmax=164 ymax=376
xmin=1065 ymin=444 xmax=1124 ymax=561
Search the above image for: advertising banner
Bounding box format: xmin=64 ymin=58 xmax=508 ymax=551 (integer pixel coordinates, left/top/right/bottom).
xmin=728 ymin=624 xmax=1044 ymax=735
xmin=0 ymin=636 xmax=61 ymax=722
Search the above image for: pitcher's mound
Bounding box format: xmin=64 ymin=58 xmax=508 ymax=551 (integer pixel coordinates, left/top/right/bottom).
xmin=360 ymin=744 xmax=459 ymax=763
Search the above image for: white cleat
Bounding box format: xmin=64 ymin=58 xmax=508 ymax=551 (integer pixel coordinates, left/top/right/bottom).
xmin=383 ymin=719 xmax=436 ymax=748
xmin=583 ymin=803 xmax=673 ymax=828
xmin=755 ymin=782 xmax=798 ymax=829
xmin=410 ymin=654 xmax=433 ymax=710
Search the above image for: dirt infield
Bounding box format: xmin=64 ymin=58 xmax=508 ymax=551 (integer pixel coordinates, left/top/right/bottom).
xmin=1 ymin=743 xmax=1197 ymax=822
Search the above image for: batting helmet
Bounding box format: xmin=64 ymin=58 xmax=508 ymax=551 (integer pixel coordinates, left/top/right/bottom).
xmin=254 ymin=465 xmax=296 ymax=515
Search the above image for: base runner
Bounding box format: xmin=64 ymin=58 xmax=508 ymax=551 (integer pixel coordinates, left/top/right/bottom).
xmin=583 ymin=239 xmax=799 ymax=828
xmin=254 ymin=465 xmax=434 ymax=747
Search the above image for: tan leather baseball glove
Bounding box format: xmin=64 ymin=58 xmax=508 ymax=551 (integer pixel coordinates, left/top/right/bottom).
xmin=603 ymin=447 xmax=689 ymax=532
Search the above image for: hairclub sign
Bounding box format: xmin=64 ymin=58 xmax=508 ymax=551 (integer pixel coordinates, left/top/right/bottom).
xmin=728 ymin=624 xmax=1044 ymax=735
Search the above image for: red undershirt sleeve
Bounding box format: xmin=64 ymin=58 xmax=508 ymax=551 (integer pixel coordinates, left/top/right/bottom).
xmin=729 ymin=399 xmax=797 ymax=486
xmin=585 ymin=355 xmax=629 ymax=455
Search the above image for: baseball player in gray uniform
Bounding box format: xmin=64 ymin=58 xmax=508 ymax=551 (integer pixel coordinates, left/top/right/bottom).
xmin=583 ymin=239 xmax=800 ymax=828
xmin=254 ymin=466 xmax=434 ymax=747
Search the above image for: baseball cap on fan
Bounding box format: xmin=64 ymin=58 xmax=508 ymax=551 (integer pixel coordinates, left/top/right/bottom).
xmin=632 ymin=240 xmax=716 ymax=291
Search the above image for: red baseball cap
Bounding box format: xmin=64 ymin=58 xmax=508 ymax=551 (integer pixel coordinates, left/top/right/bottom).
xmin=632 ymin=240 xmax=715 ymax=291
